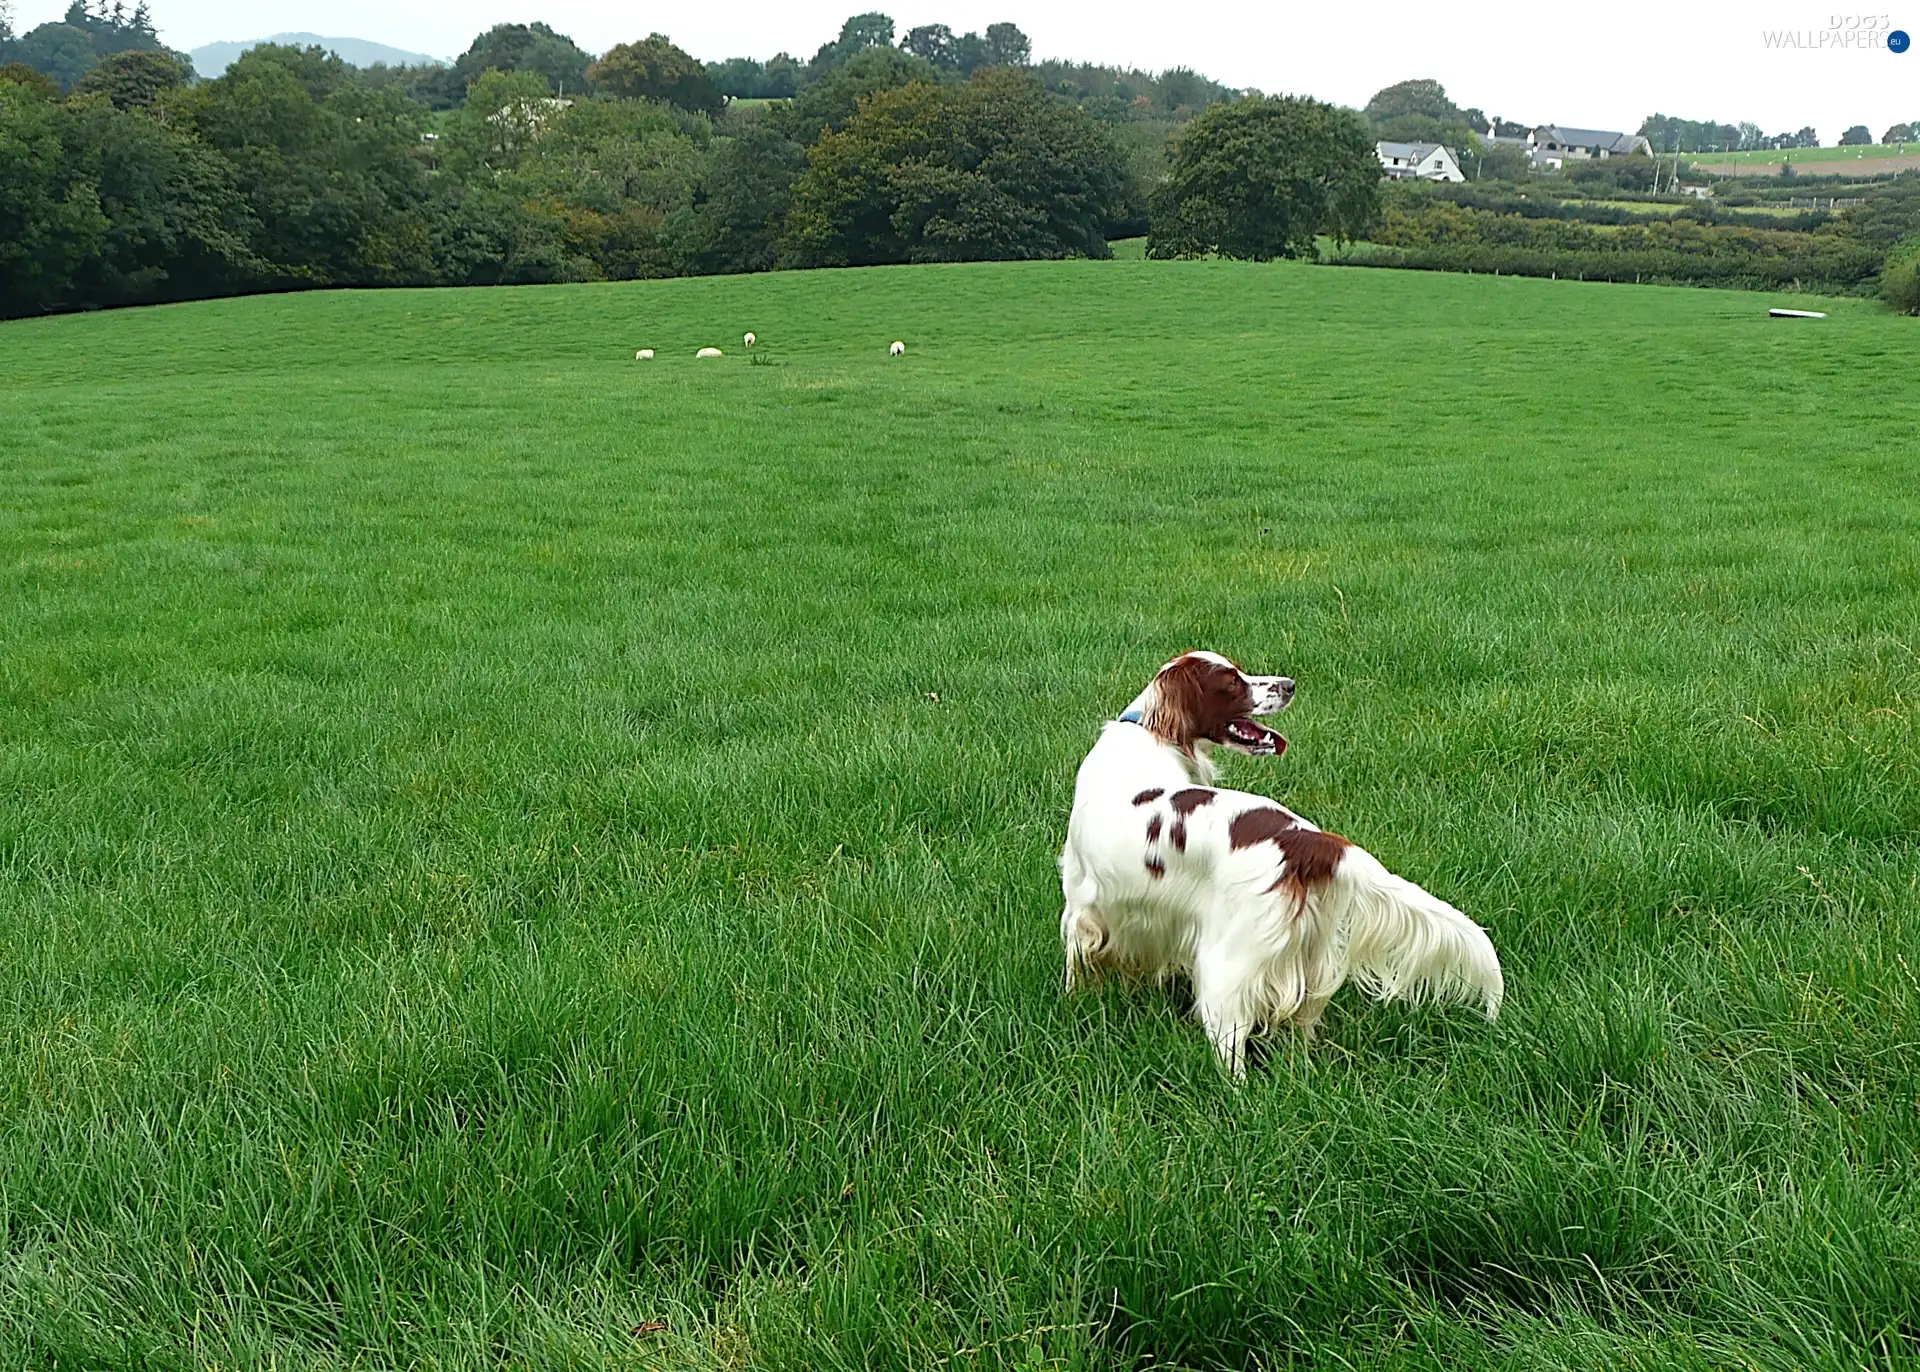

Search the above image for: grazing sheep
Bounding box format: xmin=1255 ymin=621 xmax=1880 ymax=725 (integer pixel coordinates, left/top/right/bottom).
xmin=696 ymin=347 xmax=723 ymax=359
xmin=635 ymin=349 xmax=655 ymax=360
xmin=743 ymin=332 xmax=757 ymax=347
xmin=889 ymin=340 xmax=906 ymax=357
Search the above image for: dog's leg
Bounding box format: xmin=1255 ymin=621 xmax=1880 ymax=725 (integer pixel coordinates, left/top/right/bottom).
xmin=1193 ymin=949 xmax=1261 ymax=1080
xmin=1061 ymin=904 xmax=1108 ymax=993
xmin=1289 ymin=904 xmax=1343 ymax=1040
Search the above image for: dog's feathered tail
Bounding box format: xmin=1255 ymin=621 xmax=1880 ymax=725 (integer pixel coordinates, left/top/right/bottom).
xmin=1323 ymin=847 xmax=1502 ymax=1018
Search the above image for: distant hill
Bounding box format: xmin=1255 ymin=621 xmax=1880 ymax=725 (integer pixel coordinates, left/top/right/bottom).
xmin=189 ymin=33 xmax=444 ymax=75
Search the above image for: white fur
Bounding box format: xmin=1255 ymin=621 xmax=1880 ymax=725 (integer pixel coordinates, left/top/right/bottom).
xmin=635 ymin=349 xmax=654 ymax=360
xmin=1059 ymin=657 xmax=1502 ymax=1077
xmin=889 ymin=340 xmax=906 ymax=356
xmin=744 ymin=332 xmax=756 ymax=347
xmin=696 ymin=347 xmax=723 ymax=359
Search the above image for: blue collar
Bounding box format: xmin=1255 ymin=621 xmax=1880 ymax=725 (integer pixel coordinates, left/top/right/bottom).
xmin=1118 ymin=708 xmax=1143 ymax=724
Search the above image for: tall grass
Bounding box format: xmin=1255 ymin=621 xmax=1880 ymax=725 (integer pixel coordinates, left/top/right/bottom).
xmin=1 ymin=261 xmax=1916 ymax=1369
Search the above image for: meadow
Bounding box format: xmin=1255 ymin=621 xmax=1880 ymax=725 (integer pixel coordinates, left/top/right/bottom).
xmin=1 ymin=259 xmax=1917 ymax=1370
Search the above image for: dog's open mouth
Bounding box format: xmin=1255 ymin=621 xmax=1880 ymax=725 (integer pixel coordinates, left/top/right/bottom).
xmin=1225 ymin=717 xmax=1286 ymax=755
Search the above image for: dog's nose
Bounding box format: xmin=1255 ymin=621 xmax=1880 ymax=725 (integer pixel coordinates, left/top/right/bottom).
xmin=1277 ymin=678 xmax=1295 ymax=695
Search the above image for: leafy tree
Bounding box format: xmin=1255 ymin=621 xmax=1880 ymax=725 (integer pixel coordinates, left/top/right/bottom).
xmin=1883 ymin=124 xmax=1914 ymax=144
xmin=1365 ymin=78 xmax=1460 ymax=124
xmin=661 ymin=122 xmax=807 ymax=273
xmin=0 ymin=78 xmax=105 ymax=309
xmin=806 ymin=12 xmax=894 ymax=82
xmin=0 ymin=75 xmax=258 ymax=315
xmin=0 ymin=0 xmax=14 ymax=43
xmin=711 ymin=57 xmax=766 ymax=97
xmin=762 ymin=54 xmax=801 ymax=98
xmin=781 ymin=67 xmax=1125 ymax=266
xmin=61 ymin=0 xmax=164 ymax=57
xmin=505 ymin=97 xmax=709 ymax=280
xmin=951 ymin=30 xmax=991 ymax=74
xmin=983 ymin=23 xmax=1030 ymax=66
xmin=442 ymin=68 xmax=561 ymax=173
xmin=1639 ymin=114 xmax=1743 ymax=153
xmin=176 ymin=44 xmax=433 ymax=285
xmin=1148 ymin=94 xmax=1380 ymax=261
xmin=16 ymin=23 xmax=98 ymax=90
xmin=773 ymin=45 xmax=935 ymax=143
xmin=427 ymin=23 xmax=594 ymax=105
xmin=1839 ymin=124 xmax=1871 ymax=145
xmin=73 ymin=46 xmax=188 ymax=108
xmin=1 ymin=61 xmax=61 ymax=98
xmin=589 ymin=35 xmax=722 ymax=117
xmin=51 ymin=91 xmax=257 ymax=304
xmin=900 ymin=23 xmax=956 ymax=71
xmin=1365 ymin=77 xmax=1475 ymax=151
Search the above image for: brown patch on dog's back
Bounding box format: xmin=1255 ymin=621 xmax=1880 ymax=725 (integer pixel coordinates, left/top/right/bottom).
xmin=1170 ymin=788 xmax=1215 ymax=815
xmin=1132 ymin=788 xmax=1164 ymax=806
xmin=1229 ymin=806 xmax=1351 ymax=903
xmin=1145 ymin=814 xmax=1163 ymax=843
xmin=1227 ymin=806 xmax=1302 ymax=850
xmin=1145 ymin=856 xmax=1166 ymax=879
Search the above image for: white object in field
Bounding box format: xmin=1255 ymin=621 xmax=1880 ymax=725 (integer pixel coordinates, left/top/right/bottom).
xmin=1768 ymin=308 xmax=1827 ymax=319
xmin=889 ymin=340 xmax=906 ymax=356
xmin=743 ymin=332 xmax=756 ymax=347
xmin=696 ymin=347 xmax=723 ymax=358
xmin=635 ymin=349 xmax=654 ymax=360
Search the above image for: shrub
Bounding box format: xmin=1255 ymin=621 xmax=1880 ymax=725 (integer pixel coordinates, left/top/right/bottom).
xmin=1882 ymin=235 xmax=1920 ymax=313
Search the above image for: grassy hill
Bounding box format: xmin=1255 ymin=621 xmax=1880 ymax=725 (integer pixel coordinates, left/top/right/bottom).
xmin=2 ymin=261 xmax=1916 ymax=1369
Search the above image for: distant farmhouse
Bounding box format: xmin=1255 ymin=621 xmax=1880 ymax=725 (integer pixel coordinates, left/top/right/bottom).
xmin=1484 ymin=123 xmax=1654 ymax=170
xmin=1375 ymin=141 xmax=1465 ymax=182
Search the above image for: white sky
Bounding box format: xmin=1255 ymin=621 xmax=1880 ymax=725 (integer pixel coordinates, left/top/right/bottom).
xmin=17 ymin=0 xmax=1920 ymax=140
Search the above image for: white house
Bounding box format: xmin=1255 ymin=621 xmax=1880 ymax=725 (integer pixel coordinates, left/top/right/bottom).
xmin=1375 ymin=141 xmax=1466 ymax=182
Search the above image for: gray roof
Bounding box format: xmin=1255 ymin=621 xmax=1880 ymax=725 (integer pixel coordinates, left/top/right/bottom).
xmin=1376 ymin=141 xmax=1450 ymax=160
xmin=1538 ymin=126 xmax=1639 ymax=151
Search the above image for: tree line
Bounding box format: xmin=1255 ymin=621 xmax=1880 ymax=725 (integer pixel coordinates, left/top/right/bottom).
xmin=1 ymin=5 xmax=1404 ymax=317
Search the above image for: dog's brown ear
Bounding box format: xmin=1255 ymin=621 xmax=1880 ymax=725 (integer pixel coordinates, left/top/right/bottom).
xmin=1143 ymin=654 xmax=1246 ymax=751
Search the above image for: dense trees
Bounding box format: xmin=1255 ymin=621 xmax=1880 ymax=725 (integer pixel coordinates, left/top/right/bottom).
xmin=1639 ymin=114 xmax=1818 ymax=152
xmin=781 ymin=68 xmax=1125 ymax=266
xmin=72 ymin=46 xmax=187 ymax=107
xmin=1 ymin=11 xmax=1160 ymax=317
xmin=6 ymin=1 xmax=177 ymax=92
xmin=589 ymin=34 xmax=723 ymax=117
xmin=1364 ymin=78 xmax=1480 ymax=152
xmin=1149 ymin=96 xmax=1380 ymax=261
xmin=1839 ymin=125 xmax=1872 ymax=146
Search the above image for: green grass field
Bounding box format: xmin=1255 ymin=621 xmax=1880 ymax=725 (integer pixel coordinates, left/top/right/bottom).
xmin=1693 ymin=142 xmax=1916 ymax=165
xmin=2 ymin=261 xmax=1917 ymax=1370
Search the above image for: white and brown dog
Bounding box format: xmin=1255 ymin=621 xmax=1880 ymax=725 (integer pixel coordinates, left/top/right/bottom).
xmin=1059 ymin=652 xmax=1502 ymax=1076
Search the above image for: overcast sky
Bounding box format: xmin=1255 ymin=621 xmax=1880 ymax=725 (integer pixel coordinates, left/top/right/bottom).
xmin=17 ymin=0 xmax=1918 ymax=139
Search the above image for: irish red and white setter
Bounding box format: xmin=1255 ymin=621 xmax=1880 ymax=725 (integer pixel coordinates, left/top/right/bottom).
xmin=1059 ymin=651 xmax=1502 ymax=1076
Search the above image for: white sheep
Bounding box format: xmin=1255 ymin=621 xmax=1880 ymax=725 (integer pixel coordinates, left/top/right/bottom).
xmin=889 ymin=340 xmax=906 ymax=357
xmin=696 ymin=347 xmax=723 ymax=359
xmin=743 ymin=332 xmax=756 ymax=347
xmin=635 ymin=349 xmax=654 ymax=360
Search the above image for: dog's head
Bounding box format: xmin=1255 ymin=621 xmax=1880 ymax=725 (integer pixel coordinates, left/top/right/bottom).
xmin=1127 ymin=651 xmax=1294 ymax=757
